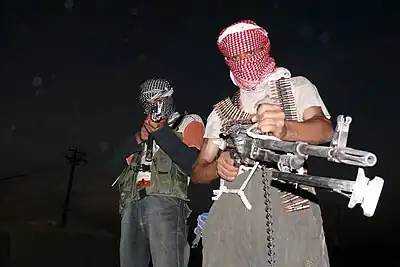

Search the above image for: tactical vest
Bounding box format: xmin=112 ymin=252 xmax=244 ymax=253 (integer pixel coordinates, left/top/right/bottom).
xmin=145 ymin=131 xmax=189 ymax=201
xmin=117 ymin=122 xmax=189 ymax=213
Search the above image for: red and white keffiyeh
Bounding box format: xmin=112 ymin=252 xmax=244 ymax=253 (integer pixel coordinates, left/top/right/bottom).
xmin=217 ymin=20 xmax=276 ymax=91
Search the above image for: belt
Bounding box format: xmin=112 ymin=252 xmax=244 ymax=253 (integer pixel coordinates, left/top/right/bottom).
xmin=137 ymin=188 xmax=148 ymax=200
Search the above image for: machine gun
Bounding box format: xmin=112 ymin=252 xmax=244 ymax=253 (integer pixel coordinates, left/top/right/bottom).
xmin=219 ymin=115 xmax=384 ymax=217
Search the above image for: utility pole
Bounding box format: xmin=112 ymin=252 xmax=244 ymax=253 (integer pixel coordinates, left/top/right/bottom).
xmin=61 ymin=148 xmax=87 ymax=228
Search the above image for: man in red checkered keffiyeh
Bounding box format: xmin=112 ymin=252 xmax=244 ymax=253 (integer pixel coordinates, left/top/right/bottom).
xmin=217 ymin=20 xmax=276 ymax=91
xmin=192 ymin=20 xmax=333 ymax=267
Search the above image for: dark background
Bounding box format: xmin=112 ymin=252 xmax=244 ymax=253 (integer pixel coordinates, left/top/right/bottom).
xmin=0 ymin=0 xmax=398 ymax=266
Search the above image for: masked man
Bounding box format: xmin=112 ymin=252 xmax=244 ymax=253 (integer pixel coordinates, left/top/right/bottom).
xmin=192 ymin=20 xmax=333 ymax=267
xmin=114 ymin=78 xmax=205 ymax=267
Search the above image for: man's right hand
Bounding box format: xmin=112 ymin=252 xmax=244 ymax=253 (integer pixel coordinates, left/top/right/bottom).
xmin=216 ymin=151 xmax=239 ymax=181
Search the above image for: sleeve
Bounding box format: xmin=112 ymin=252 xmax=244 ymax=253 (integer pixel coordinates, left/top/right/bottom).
xmin=203 ymin=109 xmax=223 ymax=139
xmin=151 ymin=114 xmax=204 ymax=176
xmin=104 ymin=135 xmax=142 ymax=175
xmin=292 ymin=76 xmax=331 ymax=121
xmin=179 ymin=114 xmax=205 ymax=150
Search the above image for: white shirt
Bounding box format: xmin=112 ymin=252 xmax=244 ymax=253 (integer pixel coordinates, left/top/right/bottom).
xmin=204 ymin=71 xmax=331 ymax=139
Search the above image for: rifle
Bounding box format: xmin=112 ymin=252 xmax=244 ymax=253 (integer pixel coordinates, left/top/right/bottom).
xmin=219 ymin=115 xmax=384 ymax=217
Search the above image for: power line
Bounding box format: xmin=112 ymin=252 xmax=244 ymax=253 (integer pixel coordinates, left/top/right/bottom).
xmin=0 ymin=162 xmax=66 ymax=182
xmin=0 ymin=173 xmax=30 ymax=182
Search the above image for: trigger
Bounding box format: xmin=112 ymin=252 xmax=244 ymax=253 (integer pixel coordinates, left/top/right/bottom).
xmin=229 ymin=150 xmax=237 ymax=164
xmin=229 ymin=151 xmax=241 ymax=167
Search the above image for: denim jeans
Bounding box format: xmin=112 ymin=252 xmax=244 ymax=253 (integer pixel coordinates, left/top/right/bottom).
xmin=120 ymin=195 xmax=191 ymax=267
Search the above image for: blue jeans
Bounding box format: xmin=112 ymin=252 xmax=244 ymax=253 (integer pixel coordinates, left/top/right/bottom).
xmin=120 ymin=195 xmax=191 ymax=267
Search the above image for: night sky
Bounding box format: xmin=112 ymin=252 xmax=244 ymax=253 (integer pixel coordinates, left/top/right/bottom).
xmin=0 ymin=0 xmax=398 ymax=262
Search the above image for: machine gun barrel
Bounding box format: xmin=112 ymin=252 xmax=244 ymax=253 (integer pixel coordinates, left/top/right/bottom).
xmin=271 ymin=170 xmax=354 ymax=192
xmin=258 ymin=139 xmax=377 ymax=167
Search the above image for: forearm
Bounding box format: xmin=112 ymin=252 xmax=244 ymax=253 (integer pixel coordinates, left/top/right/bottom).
xmin=192 ymin=160 xmax=219 ymax=184
xmin=115 ymin=134 xmax=143 ymax=157
xmin=283 ymin=116 xmax=333 ymax=144
xmin=152 ymin=125 xmax=199 ymax=176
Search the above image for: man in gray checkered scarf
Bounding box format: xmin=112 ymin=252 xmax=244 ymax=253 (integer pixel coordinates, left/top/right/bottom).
xmin=114 ymin=78 xmax=205 ymax=267
xmin=139 ymin=78 xmax=176 ymax=122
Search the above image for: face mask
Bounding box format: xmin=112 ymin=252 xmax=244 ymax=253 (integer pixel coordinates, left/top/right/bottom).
xmin=217 ymin=20 xmax=276 ymax=91
xmin=139 ymin=78 xmax=175 ymax=121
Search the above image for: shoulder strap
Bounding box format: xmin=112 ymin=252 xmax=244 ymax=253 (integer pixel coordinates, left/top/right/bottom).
xmin=129 ymin=145 xmax=144 ymax=167
xmin=171 ymin=112 xmax=187 ymax=130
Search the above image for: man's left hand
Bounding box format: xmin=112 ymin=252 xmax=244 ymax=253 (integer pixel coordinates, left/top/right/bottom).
xmin=251 ymin=103 xmax=287 ymax=139
xmin=143 ymin=115 xmax=167 ymax=133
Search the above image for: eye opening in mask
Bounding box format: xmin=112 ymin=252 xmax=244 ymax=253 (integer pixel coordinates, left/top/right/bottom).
xmin=226 ymin=45 xmax=266 ymax=62
xmin=145 ymin=98 xmax=163 ymax=105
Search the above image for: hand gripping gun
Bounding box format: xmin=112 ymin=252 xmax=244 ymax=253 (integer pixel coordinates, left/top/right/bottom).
xmin=219 ymin=115 xmax=384 ymax=217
